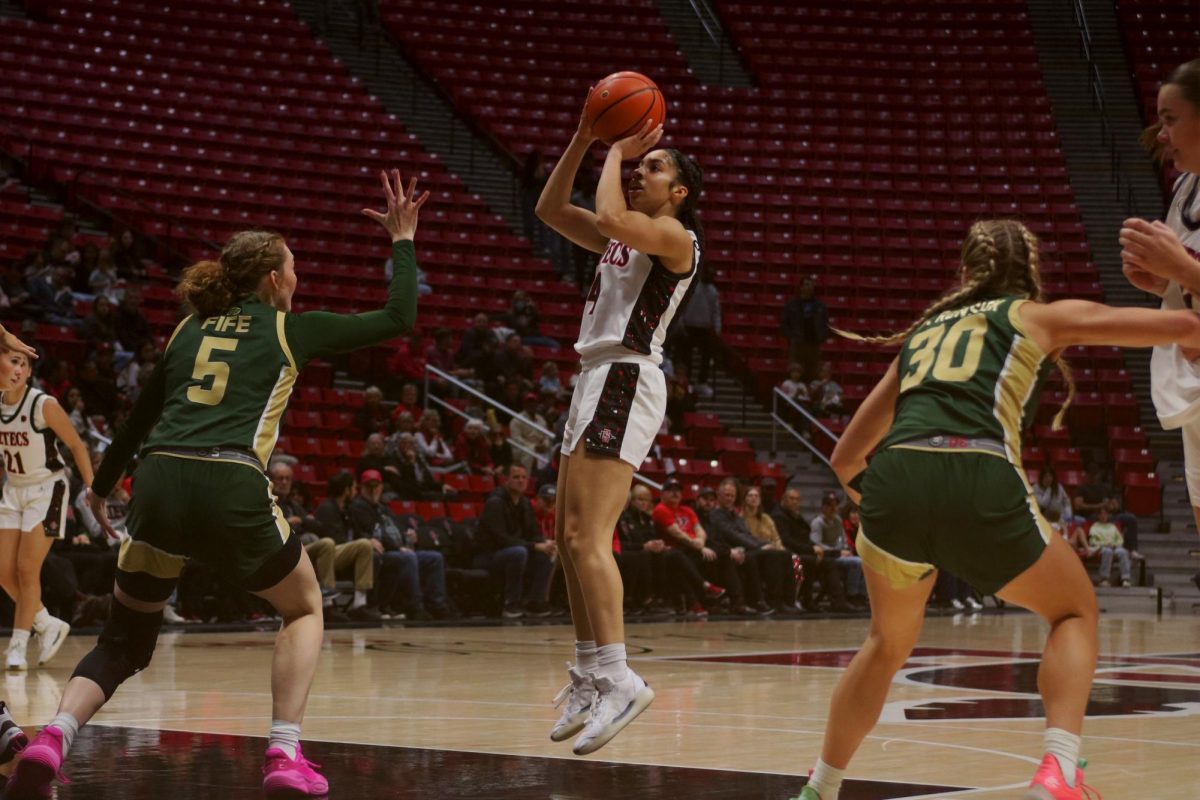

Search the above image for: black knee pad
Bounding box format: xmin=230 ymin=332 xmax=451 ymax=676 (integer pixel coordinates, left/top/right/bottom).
xmin=71 ymin=600 xmax=163 ymax=700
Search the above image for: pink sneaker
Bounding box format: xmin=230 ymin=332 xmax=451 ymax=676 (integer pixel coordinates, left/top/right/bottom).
xmin=262 ymin=745 xmax=329 ymax=798
xmin=5 ymin=726 xmax=67 ymax=799
xmin=1024 ymin=754 xmax=1101 ymax=799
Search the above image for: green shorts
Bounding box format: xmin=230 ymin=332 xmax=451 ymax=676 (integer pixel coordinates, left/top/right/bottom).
xmin=117 ymin=452 xmax=295 ymax=599
xmin=856 ymin=447 xmax=1051 ymax=595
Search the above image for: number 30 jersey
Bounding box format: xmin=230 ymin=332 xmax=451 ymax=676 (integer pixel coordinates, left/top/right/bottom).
xmin=0 ymin=387 xmax=65 ymax=487
xmin=877 ymin=296 xmax=1054 ymax=465
xmin=575 ymin=231 xmax=699 ymax=368
xmin=92 ymin=241 xmax=422 ymax=497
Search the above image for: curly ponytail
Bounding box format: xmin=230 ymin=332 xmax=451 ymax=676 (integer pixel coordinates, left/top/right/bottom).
xmin=177 ymin=231 xmax=285 ymax=319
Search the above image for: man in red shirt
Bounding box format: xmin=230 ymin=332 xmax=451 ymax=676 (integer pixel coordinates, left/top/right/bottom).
xmin=651 ymin=479 xmax=732 ymax=613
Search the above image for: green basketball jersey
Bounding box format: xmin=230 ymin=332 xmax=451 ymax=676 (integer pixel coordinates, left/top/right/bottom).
xmin=878 ymin=296 xmax=1053 ymax=461
xmin=144 ymin=299 xmax=298 ymax=464
xmin=93 ymin=240 xmax=419 ymax=496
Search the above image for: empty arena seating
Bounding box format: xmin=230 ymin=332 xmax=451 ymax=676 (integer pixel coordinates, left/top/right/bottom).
xmin=1117 ymin=0 xmax=1200 ymax=124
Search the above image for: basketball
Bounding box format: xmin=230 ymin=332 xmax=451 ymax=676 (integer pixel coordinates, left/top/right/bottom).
xmin=585 ymin=71 xmax=666 ymax=146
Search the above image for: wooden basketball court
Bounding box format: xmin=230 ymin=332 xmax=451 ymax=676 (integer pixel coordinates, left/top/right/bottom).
xmin=4 ymin=610 xmax=1197 ymax=798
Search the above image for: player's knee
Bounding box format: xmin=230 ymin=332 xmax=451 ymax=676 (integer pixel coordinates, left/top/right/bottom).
xmin=866 ymin=629 xmax=918 ymax=670
xmin=72 ymin=601 xmax=163 ymax=700
xmin=14 ymin=560 xmax=40 ymax=591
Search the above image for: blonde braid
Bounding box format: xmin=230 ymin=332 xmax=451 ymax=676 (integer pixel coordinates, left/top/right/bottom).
xmin=1017 ymin=223 xmax=1075 ymax=431
xmin=835 ymin=222 xmax=999 ymax=347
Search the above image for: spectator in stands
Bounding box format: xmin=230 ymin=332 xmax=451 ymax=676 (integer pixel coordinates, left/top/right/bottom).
xmin=1087 ymin=507 xmax=1132 ymax=588
xmin=614 ymin=484 xmax=664 ymax=613
xmin=665 ymin=371 xmax=696 ymax=435
xmin=454 ymin=418 xmax=493 ymax=474
xmin=812 ymin=491 xmax=864 ymax=606
xmin=519 ymin=150 xmax=550 ymax=256
xmin=383 ymin=245 xmax=431 ymax=295
xmin=651 ymin=480 xmax=729 ymax=614
xmin=41 ymin=358 xmax=72 ymax=401
xmin=495 ymin=333 xmax=534 ymax=389
xmin=357 ymin=432 xmax=404 ymax=498
xmin=114 ymin=284 xmax=152 ymax=354
xmin=310 ymin=471 xmax=380 ymax=621
xmin=486 ymin=381 xmax=523 ymax=431
xmin=392 ymin=432 xmax=453 ymax=501
xmin=707 ymin=478 xmax=780 ymax=614
xmin=76 ymin=358 xmax=118 ymax=422
xmin=475 ymin=463 xmax=556 ymax=618
xmin=781 ymin=276 xmax=828 ymax=381
xmin=117 ymin=341 xmax=157 ymax=399
xmin=75 ymin=243 xmax=99 ymax=295
xmin=935 ymin=571 xmax=983 ymax=612
xmin=389 ymin=411 xmax=417 ymax=441
xmin=350 ymin=470 xmax=452 ymax=619
xmin=809 ymin=361 xmax=844 ymax=417
xmin=456 ymin=312 xmax=496 ymax=366
xmin=390 ymin=382 xmax=422 ymax=428
xmin=1035 ymin=467 xmax=1076 ymax=522
xmin=69 ymin=469 xmax=124 ymax=594
xmin=781 ymin=488 xmax=845 ymax=612
xmin=489 ymin=424 xmax=514 ymax=472
xmin=416 ymin=409 xmax=463 ymax=474
xmin=30 ymin=266 xmax=78 ymax=328
xmin=109 ymin=228 xmax=147 ymax=280
xmin=269 ymin=462 xmax=324 ymax=538
xmin=538 ymin=361 xmax=565 ymax=400
xmin=779 ymin=363 xmax=811 ymax=407
xmin=741 ymin=485 xmax=800 ymax=613
xmin=510 ymin=393 xmax=552 ymax=471
xmin=388 ymin=330 xmax=428 ymax=384
xmin=87 ymin=250 xmax=121 ymax=304
xmin=675 ymin=266 xmax=721 ymax=393
xmin=1 ymin=260 xmax=34 ymax=319
xmin=506 ymin=290 xmax=558 ymax=350
xmin=80 ymin=295 xmax=122 ymax=354
xmin=425 ymin=328 xmax=472 ymax=382
xmin=1073 ymin=463 xmax=1140 ymax=554
xmin=354 ymin=385 xmax=390 ymax=438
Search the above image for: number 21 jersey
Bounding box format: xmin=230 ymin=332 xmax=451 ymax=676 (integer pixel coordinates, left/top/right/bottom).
xmin=0 ymin=387 xmax=65 ymax=487
xmin=575 ymin=231 xmax=699 ymax=368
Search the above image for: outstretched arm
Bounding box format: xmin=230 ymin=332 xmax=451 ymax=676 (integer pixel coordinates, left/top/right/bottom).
xmin=1019 ymin=299 xmax=1200 ymax=352
xmin=287 ymin=170 xmax=428 ymax=362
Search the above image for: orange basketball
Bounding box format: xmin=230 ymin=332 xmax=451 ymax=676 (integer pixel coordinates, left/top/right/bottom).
xmin=585 ymin=72 xmax=666 ymax=146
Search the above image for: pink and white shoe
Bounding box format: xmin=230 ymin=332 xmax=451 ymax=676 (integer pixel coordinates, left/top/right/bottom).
xmin=1023 ymin=754 xmax=1101 ymax=799
xmin=4 ymin=725 xmax=67 ymax=799
xmin=262 ymin=745 xmax=329 ymax=798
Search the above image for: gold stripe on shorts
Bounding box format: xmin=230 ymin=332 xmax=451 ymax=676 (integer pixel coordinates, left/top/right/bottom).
xmin=856 ymin=527 xmax=935 ymax=590
xmin=118 ymin=538 xmax=187 ymax=580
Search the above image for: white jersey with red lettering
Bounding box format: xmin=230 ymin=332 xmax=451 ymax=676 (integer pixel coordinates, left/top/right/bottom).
xmin=0 ymin=387 xmax=65 ymax=488
xmin=574 ymin=231 xmax=700 ymax=369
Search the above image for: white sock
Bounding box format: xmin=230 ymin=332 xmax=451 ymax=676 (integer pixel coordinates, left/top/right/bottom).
xmin=575 ymin=640 xmax=598 ymax=674
xmin=32 ymin=608 xmax=51 ymax=632
xmin=9 ymin=630 xmax=29 ymax=651
xmin=268 ymin=720 xmax=302 ymax=759
xmin=1044 ymin=728 xmax=1080 ymax=788
xmin=594 ymin=642 xmax=628 ymax=682
xmin=48 ymin=712 xmax=79 ymax=757
xmin=809 ymin=758 xmax=845 ymax=800
xmin=352 ymin=590 xmax=368 ymax=609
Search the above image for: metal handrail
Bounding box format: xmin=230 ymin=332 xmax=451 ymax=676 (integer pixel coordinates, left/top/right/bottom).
xmin=423 ymin=363 xmax=663 ymax=490
xmin=771 ymin=387 xmax=836 ymax=471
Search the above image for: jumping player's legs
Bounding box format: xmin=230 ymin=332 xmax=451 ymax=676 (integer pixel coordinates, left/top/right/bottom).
xmin=13 ymin=528 xmax=53 ymax=635
xmin=803 ymin=566 xmax=936 ymax=800
xmin=554 ymin=453 xmax=593 ymax=643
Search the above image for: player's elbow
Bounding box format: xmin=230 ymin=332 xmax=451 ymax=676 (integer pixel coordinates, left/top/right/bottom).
xmin=594 ymin=210 xmax=625 ymax=239
xmin=1175 ymin=311 xmax=1200 ymax=349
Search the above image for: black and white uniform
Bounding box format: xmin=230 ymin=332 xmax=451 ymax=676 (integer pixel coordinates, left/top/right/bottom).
xmin=561 ymin=231 xmax=700 ymax=467
xmin=0 ymin=387 xmax=69 ymax=537
xmin=1150 ymin=172 xmax=1200 ymax=502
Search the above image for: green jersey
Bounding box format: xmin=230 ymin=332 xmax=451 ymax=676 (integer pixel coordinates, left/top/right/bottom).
xmin=878 ymin=296 xmax=1053 ymax=463
xmin=93 ymin=240 xmax=419 ymax=496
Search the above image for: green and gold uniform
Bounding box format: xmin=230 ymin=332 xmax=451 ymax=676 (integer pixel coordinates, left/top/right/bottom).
xmin=93 ymin=241 xmax=419 ymax=597
xmin=857 ymin=296 xmax=1056 ymax=594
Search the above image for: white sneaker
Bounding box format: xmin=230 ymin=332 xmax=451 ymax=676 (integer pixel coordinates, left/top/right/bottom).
xmin=550 ymin=664 xmax=595 ymax=742
xmin=34 ymin=617 xmax=69 ymax=666
xmin=965 ymin=597 xmax=984 ymax=611
xmin=572 ymin=669 xmax=655 ymax=756
xmin=950 ymin=599 xmax=965 ymax=611
xmin=5 ymin=642 xmax=26 ymax=672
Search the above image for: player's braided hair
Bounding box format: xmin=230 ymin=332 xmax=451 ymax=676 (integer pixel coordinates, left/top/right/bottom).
xmin=664 ymin=148 xmax=705 ymax=260
xmin=177 ymin=231 xmax=286 ymax=319
xmin=1141 ymin=59 xmax=1200 ymax=163
xmin=839 ymin=220 xmax=1075 ymax=430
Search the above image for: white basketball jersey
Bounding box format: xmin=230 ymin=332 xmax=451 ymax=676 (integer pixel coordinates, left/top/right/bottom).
xmin=1151 ymin=172 xmax=1200 ymax=429
xmin=575 ymin=230 xmax=700 ymax=368
xmin=0 ymin=387 xmax=65 ymax=487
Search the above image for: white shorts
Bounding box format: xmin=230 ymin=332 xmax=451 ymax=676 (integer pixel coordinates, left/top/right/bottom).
xmin=1184 ymin=422 xmax=1200 ymax=506
xmin=0 ymin=476 xmax=70 ymax=538
xmin=560 ymin=361 xmax=666 ymax=468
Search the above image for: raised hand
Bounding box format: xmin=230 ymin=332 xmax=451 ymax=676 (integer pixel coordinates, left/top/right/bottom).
xmin=1120 ymin=218 xmax=1197 ymax=285
xmin=363 ymin=169 xmax=431 ymax=243
xmin=575 ymin=86 xmax=597 ymax=144
xmin=611 ymin=119 xmax=664 ymax=161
